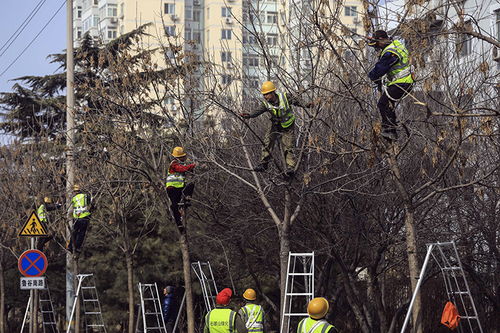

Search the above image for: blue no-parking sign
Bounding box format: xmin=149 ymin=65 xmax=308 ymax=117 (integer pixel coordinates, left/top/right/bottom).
xmin=18 ymin=250 xmax=48 ymax=277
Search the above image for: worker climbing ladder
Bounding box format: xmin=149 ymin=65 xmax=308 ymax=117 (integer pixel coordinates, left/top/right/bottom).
xmin=280 ymin=252 xmax=315 ymax=333
xmin=191 ymin=261 xmax=218 ymax=312
xmin=66 ymin=274 xmax=106 ymax=333
xmin=21 ymin=282 xmax=59 ymax=333
xmin=136 ymin=283 xmax=166 ymax=333
xmin=401 ymin=241 xmax=483 ymax=333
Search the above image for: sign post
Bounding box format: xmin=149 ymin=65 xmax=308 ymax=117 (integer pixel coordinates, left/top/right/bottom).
xmin=19 ymin=211 xmax=49 ymax=333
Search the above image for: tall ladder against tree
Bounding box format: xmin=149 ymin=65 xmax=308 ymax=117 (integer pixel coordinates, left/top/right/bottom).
xmin=280 ymin=252 xmax=315 ymax=333
xmin=20 ymin=281 xmax=59 ymax=333
xmin=136 ymin=283 xmax=167 ymax=333
xmin=66 ymin=274 xmax=107 ymax=333
xmin=191 ymin=261 xmax=218 ymax=312
xmin=401 ymin=241 xmax=483 ymax=333
xmin=39 ymin=282 xmax=59 ymax=333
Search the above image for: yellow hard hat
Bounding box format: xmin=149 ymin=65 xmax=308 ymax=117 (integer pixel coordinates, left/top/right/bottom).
xmin=261 ymin=81 xmax=276 ymax=95
xmin=307 ymin=297 xmax=329 ymax=319
xmin=171 ymin=146 xmax=186 ymax=158
xmin=73 ymin=184 xmax=80 ymax=191
xmin=243 ymin=288 xmax=257 ymax=301
xmin=44 ymin=197 xmax=52 ymax=204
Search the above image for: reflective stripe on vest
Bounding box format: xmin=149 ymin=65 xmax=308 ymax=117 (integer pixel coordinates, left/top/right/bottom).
xmin=263 ymin=92 xmax=295 ymax=129
xmin=206 ymin=308 xmax=236 ymax=333
xmin=72 ymin=193 xmax=90 ymax=218
xmin=166 ymin=161 xmax=187 ymax=188
xmin=380 ymin=40 xmax=414 ymax=86
xmin=37 ymin=204 xmax=47 ymax=223
xmin=243 ymin=304 xmax=263 ymax=333
xmin=297 ymin=318 xmax=336 ymax=333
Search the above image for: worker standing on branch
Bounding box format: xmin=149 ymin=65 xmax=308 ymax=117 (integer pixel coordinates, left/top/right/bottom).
xmin=68 ymin=184 xmax=92 ymax=253
xmin=238 ymin=288 xmax=266 ymax=333
xmin=297 ymin=297 xmax=339 ymax=333
xmin=240 ymin=81 xmax=312 ymax=176
xmin=36 ymin=196 xmax=61 ymax=250
xmin=368 ymin=30 xmax=414 ymax=141
xmin=204 ymin=288 xmax=248 ymax=333
xmin=166 ymin=146 xmax=196 ymax=229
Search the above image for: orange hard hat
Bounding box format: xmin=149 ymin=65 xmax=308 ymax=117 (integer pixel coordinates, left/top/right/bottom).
xmin=171 ymin=146 xmax=186 ymax=158
xmin=243 ymin=288 xmax=257 ymax=301
xmin=261 ymin=81 xmax=276 ymax=95
xmin=307 ymin=297 xmax=329 ymax=319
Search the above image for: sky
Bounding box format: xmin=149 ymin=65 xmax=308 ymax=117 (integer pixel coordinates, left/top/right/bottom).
xmin=0 ymin=0 xmax=66 ymax=94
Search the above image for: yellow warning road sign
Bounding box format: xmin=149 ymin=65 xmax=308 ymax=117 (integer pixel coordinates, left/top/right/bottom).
xmin=19 ymin=211 xmax=48 ymax=237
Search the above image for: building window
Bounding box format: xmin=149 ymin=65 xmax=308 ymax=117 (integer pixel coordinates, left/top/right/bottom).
xmin=267 ymin=11 xmax=278 ymax=24
xmin=496 ymin=9 xmax=500 ymax=41
xmin=222 ymin=75 xmax=232 ymax=85
xmin=221 ymin=29 xmax=232 ymax=40
xmin=93 ymin=0 xmax=98 ymax=5
xmin=193 ymin=31 xmax=201 ymax=43
xmin=165 ymin=25 xmax=176 ymax=36
xmin=185 ymin=28 xmax=192 ymax=40
xmin=108 ymin=4 xmax=118 ymax=17
xmin=193 ymin=10 xmax=201 ymax=22
xmin=107 ymin=29 xmax=117 ymax=39
xmin=76 ymin=6 xmax=82 ymax=18
xmin=185 ymin=7 xmax=192 ymax=19
xmin=221 ymin=51 xmax=232 ymax=62
xmin=243 ymin=31 xmax=257 ymax=44
xmin=93 ymin=15 xmax=99 ymax=27
xmin=345 ymin=6 xmax=357 ymax=17
xmin=243 ymin=56 xmax=259 ymax=67
xmin=457 ymin=21 xmax=472 ymax=57
xmin=267 ymin=33 xmax=278 ymax=45
xmin=164 ymin=3 xmax=175 ymax=14
xmin=222 ymin=7 xmax=232 ymax=17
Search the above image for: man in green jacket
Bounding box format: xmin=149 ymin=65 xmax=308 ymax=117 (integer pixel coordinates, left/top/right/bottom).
xmin=297 ymin=297 xmax=338 ymax=333
xmin=68 ymin=184 xmax=92 ymax=253
xmin=238 ymin=288 xmax=265 ymax=333
xmin=204 ymin=288 xmax=248 ymax=333
xmin=241 ymin=81 xmax=311 ymax=175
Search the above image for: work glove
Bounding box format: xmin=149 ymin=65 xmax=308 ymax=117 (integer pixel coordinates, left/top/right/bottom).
xmin=240 ymin=113 xmax=250 ymax=119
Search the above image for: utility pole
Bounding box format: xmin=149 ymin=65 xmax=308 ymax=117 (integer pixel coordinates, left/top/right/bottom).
xmin=65 ymin=0 xmax=75 ymax=331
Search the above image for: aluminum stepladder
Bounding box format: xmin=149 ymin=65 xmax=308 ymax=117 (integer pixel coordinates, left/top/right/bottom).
xmin=20 ymin=280 xmax=59 ymax=333
xmin=66 ymin=274 xmax=106 ymax=333
xmin=136 ymin=283 xmax=167 ymax=333
xmin=280 ymin=252 xmax=315 ymax=333
xmin=401 ymin=241 xmax=483 ymax=333
xmin=191 ymin=261 xmax=218 ymax=313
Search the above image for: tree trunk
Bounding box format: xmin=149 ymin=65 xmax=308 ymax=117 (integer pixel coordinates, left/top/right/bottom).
xmin=126 ymin=253 xmax=134 ymax=333
xmin=179 ymin=232 xmax=195 ymax=333
xmin=386 ymin=146 xmax=422 ymax=333
xmin=0 ymin=250 xmax=4 ymax=333
xmin=279 ymin=223 xmax=290 ymax=333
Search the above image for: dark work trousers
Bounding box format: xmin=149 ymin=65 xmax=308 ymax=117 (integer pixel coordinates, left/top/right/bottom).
xmin=378 ymin=83 xmax=413 ymax=130
xmin=68 ymin=216 xmax=90 ymax=252
xmin=167 ymin=183 xmax=195 ymax=226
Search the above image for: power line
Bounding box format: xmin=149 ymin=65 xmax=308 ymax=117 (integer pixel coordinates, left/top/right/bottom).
xmin=0 ymin=0 xmax=47 ymax=57
xmin=0 ymin=0 xmax=66 ymax=79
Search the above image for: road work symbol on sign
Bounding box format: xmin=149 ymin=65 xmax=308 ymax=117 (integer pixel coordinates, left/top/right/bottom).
xmin=18 ymin=249 xmax=48 ymax=277
xmin=18 ymin=211 xmax=48 ymax=237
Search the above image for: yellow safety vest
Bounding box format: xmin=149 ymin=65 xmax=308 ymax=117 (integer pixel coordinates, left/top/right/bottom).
xmin=205 ymin=308 xmax=236 ymax=333
xmin=166 ymin=161 xmax=187 ymax=188
xmin=297 ymin=317 xmax=336 ymax=333
xmin=241 ymin=303 xmax=264 ymax=333
xmin=37 ymin=204 xmax=47 ymax=223
xmin=263 ymin=92 xmax=295 ymax=129
xmin=72 ymin=193 xmax=90 ymax=218
xmin=380 ymin=40 xmax=414 ymax=86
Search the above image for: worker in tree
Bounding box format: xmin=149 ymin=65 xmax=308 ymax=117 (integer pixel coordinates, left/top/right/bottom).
xmin=297 ymin=297 xmax=338 ymax=333
xmin=166 ymin=147 xmax=196 ymax=228
xmin=68 ymin=184 xmax=92 ymax=253
xmin=204 ymin=288 xmax=248 ymax=333
xmin=240 ymin=81 xmax=312 ymax=175
xmin=368 ymin=30 xmax=414 ymax=141
xmin=238 ymin=288 xmax=266 ymax=333
xmin=162 ymin=285 xmax=177 ymax=333
xmin=36 ymin=196 xmax=62 ymax=250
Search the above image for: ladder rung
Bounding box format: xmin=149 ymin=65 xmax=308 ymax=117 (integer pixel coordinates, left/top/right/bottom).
xmin=145 ymin=312 xmax=162 ymax=315
xmin=442 ymin=267 xmax=461 ymax=270
xmin=88 ymin=324 xmax=105 ymax=327
xmin=450 ymin=291 xmax=469 ymax=294
xmin=288 ymin=273 xmax=313 ymax=276
xmin=83 ymin=299 xmax=99 ymax=302
xmin=286 ymin=293 xmax=313 ymax=296
xmin=85 ymin=312 xmax=102 ymax=315
xmin=460 ymin=316 xmax=478 ymax=320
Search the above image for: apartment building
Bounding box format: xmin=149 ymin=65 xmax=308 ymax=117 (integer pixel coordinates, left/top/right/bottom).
xmin=73 ymin=0 xmax=366 ymax=116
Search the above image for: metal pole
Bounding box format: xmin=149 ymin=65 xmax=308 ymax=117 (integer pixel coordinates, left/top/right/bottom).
xmin=400 ymin=244 xmax=434 ymax=333
xmin=30 ymin=238 xmax=35 ymax=333
xmin=65 ymin=0 xmax=75 ymax=331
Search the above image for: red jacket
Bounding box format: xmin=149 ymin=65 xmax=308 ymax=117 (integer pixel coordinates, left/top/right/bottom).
xmin=169 ymin=160 xmax=196 ymax=174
